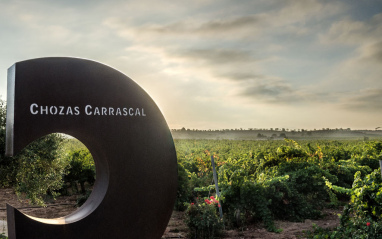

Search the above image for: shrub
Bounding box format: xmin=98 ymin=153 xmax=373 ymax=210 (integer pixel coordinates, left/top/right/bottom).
xmin=1 ymin=99 xmax=68 ymax=206
xmin=271 ymin=162 xmax=335 ymax=221
xmin=308 ymin=169 xmax=382 ymax=238
xmin=174 ymin=162 xmax=193 ymax=211
xmin=338 ymin=170 xmax=382 ymax=236
xmin=63 ymin=149 xmax=95 ymax=194
xmin=185 ymin=196 xmax=224 ymax=239
xmin=223 ymin=181 xmax=276 ymax=231
xmin=15 ymin=133 xmax=68 ymax=206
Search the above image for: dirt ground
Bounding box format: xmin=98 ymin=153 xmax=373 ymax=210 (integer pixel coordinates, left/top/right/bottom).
xmin=163 ymin=209 xmax=340 ymax=239
xmin=0 ymin=187 xmax=83 ymax=236
xmin=0 ymin=188 xmax=340 ymax=238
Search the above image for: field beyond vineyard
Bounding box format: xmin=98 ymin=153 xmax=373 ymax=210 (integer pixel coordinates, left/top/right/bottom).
xmin=171 ymin=128 xmax=382 ymax=140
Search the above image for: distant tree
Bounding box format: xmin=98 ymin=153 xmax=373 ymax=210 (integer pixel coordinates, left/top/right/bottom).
xmin=257 ymin=133 xmax=266 ymax=138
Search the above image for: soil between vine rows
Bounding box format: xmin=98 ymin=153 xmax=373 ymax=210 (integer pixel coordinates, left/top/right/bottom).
xmin=0 ymin=188 xmax=340 ymax=238
xmin=163 ymin=210 xmax=341 ymax=239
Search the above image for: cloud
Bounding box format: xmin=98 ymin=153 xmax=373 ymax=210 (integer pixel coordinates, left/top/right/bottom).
xmin=236 ymin=79 xmax=308 ymax=103
xmin=320 ymin=13 xmax=382 ymax=45
xmin=341 ymin=89 xmax=382 ymax=112
xmin=100 ymin=0 xmax=346 ymax=97
xmin=136 ymin=15 xmax=262 ymax=37
xmin=104 ymin=0 xmax=344 ymax=42
xmin=103 ymin=16 xmax=263 ymax=41
xmin=360 ymin=40 xmax=382 ymax=63
xmin=317 ymin=12 xmax=382 ymax=93
xmin=218 ymin=72 xmax=263 ymax=81
xmin=170 ymin=48 xmax=255 ymax=65
xmin=197 ymin=15 xmax=260 ymax=33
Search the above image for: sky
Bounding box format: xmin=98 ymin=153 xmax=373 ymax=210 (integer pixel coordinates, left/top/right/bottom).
xmin=0 ymin=0 xmax=381 ymax=130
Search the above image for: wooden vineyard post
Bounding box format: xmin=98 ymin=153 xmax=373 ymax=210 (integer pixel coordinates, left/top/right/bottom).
xmin=379 ymin=160 xmax=382 ymax=177
xmin=211 ymin=155 xmax=223 ymax=219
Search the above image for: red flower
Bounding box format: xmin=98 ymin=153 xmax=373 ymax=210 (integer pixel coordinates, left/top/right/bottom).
xmin=367 ymin=222 xmax=371 ymax=226
xmin=218 ymin=203 xmax=221 ymax=208
xmin=191 ymin=203 xmax=194 ymax=205
xmin=210 ymin=196 xmax=219 ymax=204
xmin=205 ymin=199 xmax=211 ymax=204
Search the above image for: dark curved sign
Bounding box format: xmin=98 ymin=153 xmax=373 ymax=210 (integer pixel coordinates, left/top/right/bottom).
xmin=5 ymin=57 xmax=177 ymax=239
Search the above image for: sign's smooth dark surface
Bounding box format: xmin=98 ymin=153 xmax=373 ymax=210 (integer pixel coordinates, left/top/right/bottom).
xmin=5 ymin=57 xmax=177 ymax=239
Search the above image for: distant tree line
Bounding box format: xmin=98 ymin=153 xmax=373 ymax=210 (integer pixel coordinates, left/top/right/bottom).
xmin=172 ymin=127 xmax=353 ymax=132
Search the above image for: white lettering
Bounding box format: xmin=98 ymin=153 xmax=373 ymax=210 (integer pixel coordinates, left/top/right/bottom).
xmin=40 ymin=106 xmax=48 ymax=115
xmin=59 ymin=106 xmax=65 ymax=115
xmin=85 ymin=105 xmax=92 ymax=115
xmin=102 ymin=107 xmax=107 ymax=115
xmin=30 ymin=103 xmax=38 ymax=115
xmin=49 ymin=106 xmax=58 ymax=115
xmin=74 ymin=106 xmax=80 ymax=115
xmin=28 ymin=104 xmax=146 ymax=117
xmin=94 ymin=107 xmax=100 ymax=115
xmin=66 ymin=106 xmax=73 ymax=115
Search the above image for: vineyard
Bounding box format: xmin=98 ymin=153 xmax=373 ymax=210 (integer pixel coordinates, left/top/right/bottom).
xmin=2 ymin=132 xmax=382 ymax=238
xmin=174 ymin=139 xmax=382 ymax=238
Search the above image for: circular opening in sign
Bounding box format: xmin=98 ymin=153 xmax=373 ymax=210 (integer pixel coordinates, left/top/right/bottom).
xmin=6 ymin=133 xmax=96 ymax=220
